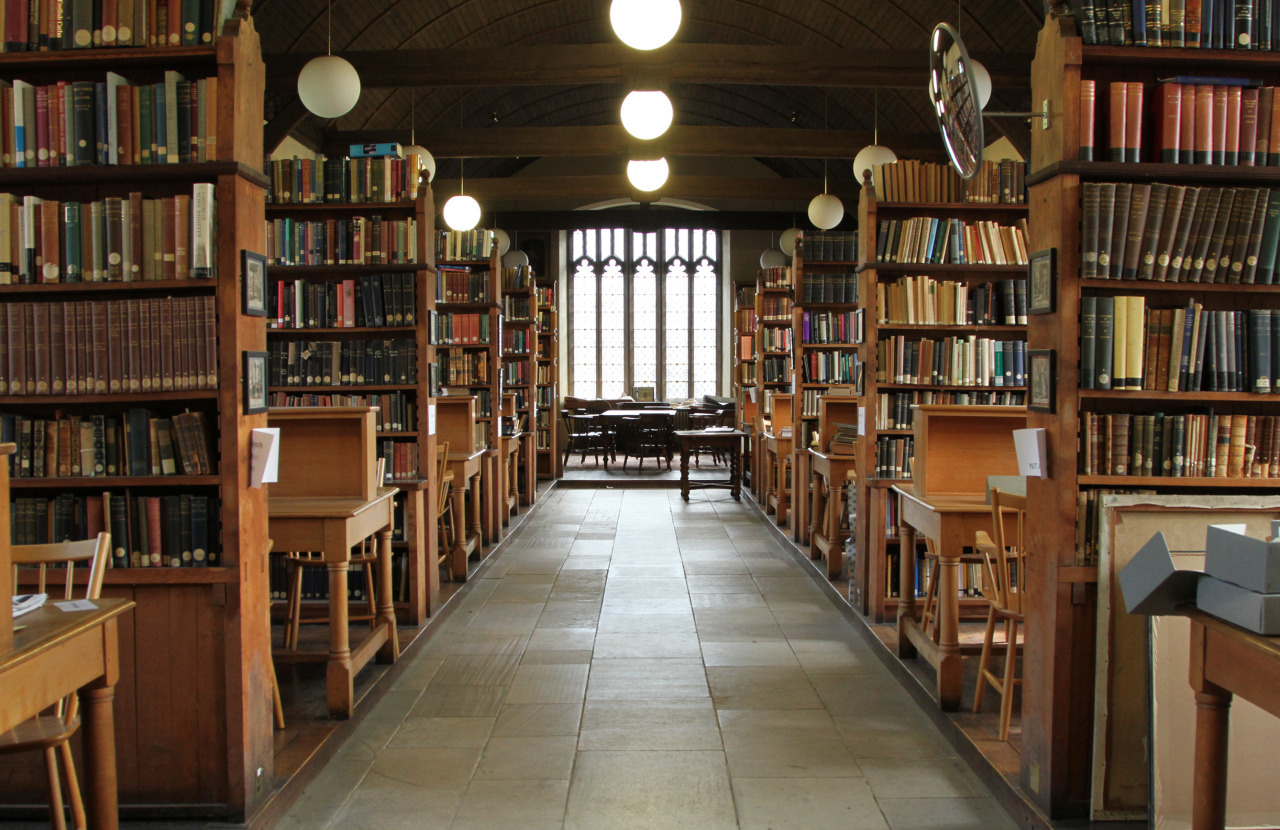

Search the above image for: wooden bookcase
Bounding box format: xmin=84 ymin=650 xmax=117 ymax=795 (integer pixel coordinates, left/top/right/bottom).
xmin=534 ymin=275 xmax=560 ymax=479
xmin=500 ymin=264 xmax=537 ymax=504
xmin=851 ymin=183 xmax=1029 ymax=621
xmin=733 ymin=283 xmax=757 ymax=487
xmin=263 ymin=176 xmax=438 ymax=626
xmin=753 ymin=268 xmax=793 ymax=503
xmin=1024 ymin=17 xmax=1280 ymax=818
xmin=0 ymin=9 xmax=273 ymax=819
xmin=436 ymin=236 xmax=501 ymax=450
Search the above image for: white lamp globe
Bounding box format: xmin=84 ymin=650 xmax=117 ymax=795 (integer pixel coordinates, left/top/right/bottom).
xmin=779 ymin=228 xmax=802 ymax=257
xmin=297 ymin=55 xmax=362 ymax=119
xmin=808 ymin=193 xmax=844 ymax=230
xmin=443 ymin=195 xmax=481 ymax=232
xmin=502 ymin=250 xmax=530 ymax=269
xmin=760 ymin=249 xmax=787 ymax=269
xmin=404 ymin=145 xmax=436 ymax=183
xmin=492 ymin=229 xmax=511 ymax=256
xmin=969 ymin=59 xmax=992 ymax=110
xmin=610 ymin=0 xmax=680 ymax=50
xmin=621 ymin=90 xmax=674 ymax=140
xmin=627 ymin=158 xmax=669 ymax=192
xmin=852 ymin=144 xmax=898 ymax=185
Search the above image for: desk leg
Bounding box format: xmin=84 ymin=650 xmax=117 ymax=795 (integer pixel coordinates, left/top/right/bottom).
xmin=680 ymin=444 xmax=691 ymax=501
xmin=376 ymin=527 xmax=400 ymax=663
xmin=936 ymin=552 xmax=963 ymax=711
xmin=406 ymin=488 xmax=431 ymax=623
xmin=1192 ymin=688 xmax=1231 ymax=830
xmin=828 ymin=483 xmax=846 ymax=580
xmin=897 ymin=523 xmax=918 ymax=660
xmin=450 ymin=483 xmax=469 ymax=580
xmin=775 ymin=453 xmax=789 ymax=527
xmin=81 ymin=621 xmax=120 ymax=830
xmin=730 ymin=437 xmax=741 ymax=500
xmin=327 ymin=560 xmax=353 ymax=718
xmin=469 ymin=473 xmax=483 ymax=554
xmin=810 ymin=474 xmax=826 ymax=562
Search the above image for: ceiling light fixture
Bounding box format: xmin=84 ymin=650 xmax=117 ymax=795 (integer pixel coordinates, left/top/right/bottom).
xmin=492 ymin=228 xmax=511 ymax=256
xmin=953 ymin=0 xmax=992 ymax=110
xmin=443 ymin=95 xmax=481 ymax=231
xmin=610 ymin=0 xmax=681 ymax=50
xmin=297 ymin=0 xmax=361 ymax=119
xmin=809 ymin=94 xmax=844 ymax=230
xmin=621 ymin=90 xmax=674 ymax=140
xmin=760 ymin=232 xmax=787 ymax=269
xmin=852 ymin=89 xmax=897 ymax=185
xmin=627 ymin=157 xmax=669 ymax=192
xmin=780 ymin=227 xmax=802 ymax=258
xmin=402 ymin=92 xmax=436 ymax=183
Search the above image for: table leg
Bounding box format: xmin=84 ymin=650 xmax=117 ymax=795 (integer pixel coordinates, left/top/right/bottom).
xmin=730 ymin=436 xmax=741 ymax=500
xmin=468 ymin=472 xmax=483 ymax=552
xmin=680 ymin=442 xmax=691 ymax=501
xmin=376 ymin=527 xmax=400 ymax=663
xmin=810 ymin=474 xmax=826 ymax=561
xmin=327 ymin=559 xmax=353 ymax=718
xmin=406 ymin=487 xmax=431 ymax=623
xmin=450 ymin=483 xmax=469 ymax=579
xmin=1192 ymin=687 xmax=1232 ymax=830
xmin=81 ymin=624 xmax=120 ymax=830
xmin=775 ymin=452 xmax=788 ymax=526
xmin=935 ymin=549 xmax=963 ymax=711
xmin=897 ymin=522 xmax=918 ymax=660
xmin=828 ymin=483 xmax=846 ymax=579
xmin=760 ymin=447 xmax=772 ymax=507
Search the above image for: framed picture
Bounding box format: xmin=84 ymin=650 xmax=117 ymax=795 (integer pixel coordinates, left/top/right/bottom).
xmin=243 ymin=351 xmax=268 ymax=414
xmin=633 ymin=386 xmax=655 ymax=402
xmin=1028 ymin=248 xmax=1056 ymax=316
xmin=241 ymin=250 xmax=267 ymax=317
xmin=1029 ymin=349 xmax=1055 ymax=413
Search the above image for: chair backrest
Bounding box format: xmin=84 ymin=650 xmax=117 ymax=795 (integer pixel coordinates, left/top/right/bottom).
xmin=977 ymin=488 xmax=1027 ymax=615
xmin=11 ymin=533 xmax=111 ymax=601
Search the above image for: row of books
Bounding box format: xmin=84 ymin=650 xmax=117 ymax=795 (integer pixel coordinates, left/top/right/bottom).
xmin=0 ymin=296 xmax=216 ymax=396
xmin=438 ymin=348 xmax=490 ymax=386
xmin=537 ymin=308 xmax=554 ymax=334
xmin=3 ymin=73 xmax=220 ymax=169
xmin=760 ymin=326 xmax=791 ymax=352
xmin=536 ymin=385 xmax=555 ymax=407
xmin=429 ymin=311 xmax=492 ymax=346
xmin=437 ymin=266 xmax=493 ymax=304
xmin=874 ymin=390 xmax=1027 ymax=430
xmin=758 ymin=296 xmax=792 ymax=321
xmin=799 ymin=272 xmax=858 ymax=304
xmin=377 ymin=438 xmax=419 ymax=480
xmin=800 ymin=310 xmax=861 ymax=345
xmin=873 ymin=435 xmax=914 ymax=479
xmin=264 ymin=216 xmax=420 ymax=267
xmin=439 ymin=387 xmax=492 ymax=419
xmin=267 ymin=392 xmax=416 ymax=433
xmin=503 ymin=295 xmax=531 ymax=320
xmin=761 ymin=355 xmax=791 ymax=383
xmin=828 ymin=422 xmax=857 ymax=454
xmin=266 ymin=340 xmax=418 ymax=388
xmin=1081 ymin=183 xmax=1280 ymax=283
xmin=798 ymin=350 xmax=863 ymax=385
xmin=799 ymin=388 xmax=824 ymax=417
xmin=759 ymin=265 xmax=791 ymax=289
xmin=535 ymin=363 xmax=555 ymax=385
xmin=1076 ymin=489 xmax=1153 ymax=567
xmin=876 ymin=336 xmax=1029 ymax=387
xmin=264 ymin=155 xmax=427 ymax=205
xmin=501 ymin=328 xmax=530 ymax=355
xmin=2 ymin=0 xmax=236 ymax=52
xmin=1081 ymin=411 xmax=1280 ymax=478
xmin=267 ymin=557 xmax=378 ymax=604
xmin=3 ymin=408 xmax=211 ymax=479
xmin=1076 ymin=0 xmax=1280 ymax=50
xmin=500 ymin=265 xmax=531 ymax=292
xmin=12 ymin=492 xmax=218 ymax=569
xmin=501 ymin=361 xmax=529 ymax=385
xmin=435 ymin=229 xmax=494 ymax=262
xmin=0 ymin=187 xmax=215 ymax=283
xmin=268 ymin=273 xmax=417 ymax=330
xmin=535 ymin=285 xmax=555 ymax=307
xmin=1081 ymin=298 xmax=1280 ymax=393
xmin=876 ymin=276 xmax=1028 ymax=327
xmin=884 ymin=550 xmax=988 ymax=599
xmin=800 ymin=231 xmax=858 ymax=262
xmin=868 ymin=159 xmax=1027 ymax=205
xmin=875 ymin=217 xmax=1030 ymax=266
xmin=739 ymin=363 xmax=757 ymax=384
xmin=734 ymin=306 xmax=758 ymax=334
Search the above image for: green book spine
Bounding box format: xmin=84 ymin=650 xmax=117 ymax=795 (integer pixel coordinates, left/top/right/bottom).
xmin=1096 ymin=295 xmax=1115 ymax=390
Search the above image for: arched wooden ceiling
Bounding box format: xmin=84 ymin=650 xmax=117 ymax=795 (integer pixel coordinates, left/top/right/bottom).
xmin=251 ymin=0 xmax=1044 ymax=205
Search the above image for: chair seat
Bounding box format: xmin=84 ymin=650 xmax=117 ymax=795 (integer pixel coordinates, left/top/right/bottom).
xmin=0 ymin=716 xmax=81 ymax=753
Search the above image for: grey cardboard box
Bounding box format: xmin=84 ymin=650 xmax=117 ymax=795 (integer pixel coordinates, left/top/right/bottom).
xmin=1196 ymin=576 xmax=1280 ymax=636
xmin=1118 ymin=532 xmax=1203 ymax=617
xmin=1204 ymin=524 xmax=1280 ymax=594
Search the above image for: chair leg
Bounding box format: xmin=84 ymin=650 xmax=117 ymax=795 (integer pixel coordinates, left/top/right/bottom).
xmin=287 ymin=560 xmax=305 ymax=651
xmin=44 ymin=746 xmax=67 ymax=830
xmin=57 ymin=740 xmax=84 ymax=830
xmin=973 ymin=607 xmax=998 ymax=713
xmin=270 ymin=657 xmax=286 ymax=729
xmin=999 ymin=618 xmax=1021 ymax=741
xmin=362 ymin=560 xmax=378 ymax=629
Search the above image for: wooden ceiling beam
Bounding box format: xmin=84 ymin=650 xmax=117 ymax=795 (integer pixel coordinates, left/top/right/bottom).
xmin=316 ymin=126 xmax=948 ymax=161
xmin=429 ymin=175 xmax=859 ymax=204
xmin=263 ymin=44 xmax=1030 ymax=93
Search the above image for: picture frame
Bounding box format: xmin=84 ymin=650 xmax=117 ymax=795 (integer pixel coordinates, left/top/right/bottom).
xmin=243 ymin=351 xmax=268 ymax=415
xmin=633 ymin=386 xmax=655 ymax=402
xmin=1029 ymin=349 xmax=1056 ymax=413
xmin=241 ymin=250 xmax=268 ymax=317
xmin=1028 ymin=248 xmax=1056 ymax=316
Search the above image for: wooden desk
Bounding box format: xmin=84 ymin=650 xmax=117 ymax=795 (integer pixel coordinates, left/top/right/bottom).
xmin=674 ymin=429 xmax=747 ymax=501
xmin=2 ymin=599 xmax=134 ymax=830
xmin=1186 ymin=607 xmax=1280 ymax=830
xmin=892 ymin=484 xmax=996 ymax=711
xmin=268 ymin=487 xmax=400 ymax=718
xmin=446 ymin=449 xmax=486 ymax=580
xmin=809 ymin=450 xmax=856 ymax=579
xmin=763 ymin=432 xmax=793 ymax=526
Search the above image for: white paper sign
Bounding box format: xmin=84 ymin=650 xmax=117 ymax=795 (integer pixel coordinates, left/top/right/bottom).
xmin=428 ymin=403 xmax=437 ymax=436
xmin=54 ymin=599 xmax=97 ymax=612
xmin=857 ymin=407 xmax=866 ymax=436
xmin=250 ymin=427 xmax=280 ymax=488
xmin=1013 ymin=427 xmax=1048 ymax=478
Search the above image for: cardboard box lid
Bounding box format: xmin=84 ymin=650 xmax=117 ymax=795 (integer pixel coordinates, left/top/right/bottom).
xmin=1118 ymin=532 xmax=1204 ymax=617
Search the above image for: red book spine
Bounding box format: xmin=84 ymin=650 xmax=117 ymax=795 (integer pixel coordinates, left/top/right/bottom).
xmin=1109 ymin=82 xmax=1127 ymax=163
xmin=1195 ymin=84 xmax=1214 ymax=165
xmin=1212 ymin=85 xmax=1228 ymax=165
xmin=1124 ymin=82 xmax=1144 ymax=163
xmin=1158 ymin=83 xmax=1181 ymax=164
xmin=1240 ymin=87 xmax=1259 ymax=166
xmin=1080 ymin=80 xmax=1097 ymax=161
xmin=1224 ymin=86 xmax=1242 ymax=166
xmin=33 ymin=84 xmax=49 ymax=167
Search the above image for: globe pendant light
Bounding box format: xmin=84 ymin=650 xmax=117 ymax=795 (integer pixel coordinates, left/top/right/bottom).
xmin=621 ymin=90 xmax=674 ymax=140
xmin=852 ymin=89 xmax=897 ymax=185
xmin=968 ymin=58 xmax=993 ymax=110
xmin=443 ymin=96 xmax=482 ymax=231
xmin=760 ymin=248 xmax=787 ymax=269
xmin=492 ymin=228 xmax=511 ymax=256
xmin=627 ymin=157 xmax=669 ymax=192
xmin=503 ymin=249 xmax=530 ymax=268
xmin=610 ymin=0 xmax=681 ymax=50
xmin=297 ymin=0 xmax=361 ymax=119
xmin=809 ymin=95 xmax=844 ymax=230
xmin=402 ymin=92 xmax=436 ymax=183
xmin=780 ymin=227 xmax=802 ymax=257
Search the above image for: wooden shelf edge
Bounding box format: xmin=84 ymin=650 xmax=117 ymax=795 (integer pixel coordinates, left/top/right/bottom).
xmin=11 ymin=474 xmax=221 ymax=488
xmin=0 ymin=161 xmax=268 ymax=188
xmin=872 ymin=200 xmax=1029 ymax=212
xmin=268 ymin=263 xmax=425 ymax=276
xmin=1080 ymin=278 xmax=1280 ymax=293
xmin=265 ymin=200 xmax=418 ymax=213
xmin=1078 ymin=475 xmax=1280 ymax=488
xmin=0 ymin=390 xmax=217 ymax=404
xmin=1080 ymin=389 xmax=1280 ymax=402
xmin=1027 ymin=160 xmax=1280 ymax=187
xmin=0 ymin=278 xmax=215 ymax=294
xmin=102 ymin=567 xmax=236 ymax=584
xmin=268 ymin=384 xmax=417 ymax=393
xmin=868 ymin=262 xmax=1028 ymax=274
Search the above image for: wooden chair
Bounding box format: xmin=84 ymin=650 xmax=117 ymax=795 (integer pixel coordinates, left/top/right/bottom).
xmin=561 ymin=410 xmax=609 ymax=468
xmin=0 ymin=533 xmax=110 ymax=830
xmin=972 ymin=487 xmax=1028 ymax=741
xmin=436 ymin=441 xmax=456 ymax=579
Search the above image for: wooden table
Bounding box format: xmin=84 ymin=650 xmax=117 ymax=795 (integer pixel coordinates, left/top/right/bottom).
xmin=446 ymin=449 xmax=485 ymax=580
xmin=2 ymin=598 xmax=134 ymax=830
xmin=268 ymin=487 xmax=400 ymax=718
xmin=1186 ymin=607 xmax=1280 ymax=830
xmin=809 ymin=450 xmax=857 ymax=579
xmin=892 ymin=484 xmax=997 ymax=711
xmin=674 ymin=429 xmax=747 ymax=501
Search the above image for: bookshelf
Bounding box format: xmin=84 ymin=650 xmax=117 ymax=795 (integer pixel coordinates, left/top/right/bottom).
xmin=754 ymin=267 xmax=793 ymax=506
xmin=262 ymin=163 xmax=438 ymax=626
xmin=534 ymin=274 xmax=560 ymax=479
xmin=1023 ymin=16 xmax=1280 ymax=818
xmin=500 ymin=263 xmax=537 ymax=504
xmin=852 ymin=179 xmax=1029 ymax=622
xmin=733 ymin=283 xmax=757 ymax=488
xmin=0 ymin=7 xmax=273 ymax=820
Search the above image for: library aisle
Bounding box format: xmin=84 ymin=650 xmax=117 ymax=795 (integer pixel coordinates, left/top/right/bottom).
xmin=275 ymin=488 xmax=1017 ymax=830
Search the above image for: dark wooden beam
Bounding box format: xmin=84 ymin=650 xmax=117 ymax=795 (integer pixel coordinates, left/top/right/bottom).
xmin=488 ymin=209 xmax=802 ymax=232
xmin=315 ymin=126 xmax=948 ymax=162
xmin=430 ymin=175 xmax=859 ymax=204
xmin=264 ymin=95 xmax=315 ymax=154
xmin=264 ymin=44 xmax=1031 ymax=93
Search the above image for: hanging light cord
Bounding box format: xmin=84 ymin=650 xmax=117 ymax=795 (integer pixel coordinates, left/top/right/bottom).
xmin=823 ymin=92 xmax=829 ymax=195
xmin=873 ymin=89 xmax=879 ymax=145
xmin=326 ymin=0 xmax=332 ymax=55
xmin=458 ymin=92 xmax=466 ymax=196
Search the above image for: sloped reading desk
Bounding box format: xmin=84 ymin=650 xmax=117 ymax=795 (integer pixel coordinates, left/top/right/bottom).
xmin=266 ymin=407 xmax=400 ymax=718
